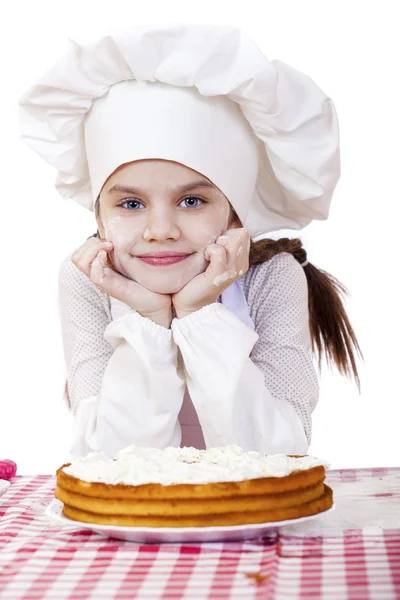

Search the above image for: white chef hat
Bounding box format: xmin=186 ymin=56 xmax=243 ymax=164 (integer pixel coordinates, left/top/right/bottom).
xmin=19 ymin=24 xmax=340 ymax=240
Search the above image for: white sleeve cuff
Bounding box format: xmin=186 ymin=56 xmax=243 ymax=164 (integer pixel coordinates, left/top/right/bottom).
xmin=104 ymin=309 xmax=176 ymax=368
xmin=171 ymin=303 xmax=259 ymax=388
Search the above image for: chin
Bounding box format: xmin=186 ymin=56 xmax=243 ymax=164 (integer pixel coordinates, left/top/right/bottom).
xmin=137 ymin=277 xmax=188 ymax=295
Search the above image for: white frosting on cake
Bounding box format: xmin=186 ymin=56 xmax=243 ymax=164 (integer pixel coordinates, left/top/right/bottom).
xmin=63 ymin=445 xmax=330 ymax=486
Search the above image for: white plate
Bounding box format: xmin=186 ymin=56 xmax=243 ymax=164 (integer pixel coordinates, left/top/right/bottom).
xmin=0 ymin=480 xmax=10 ymax=498
xmin=46 ymin=500 xmax=335 ymax=543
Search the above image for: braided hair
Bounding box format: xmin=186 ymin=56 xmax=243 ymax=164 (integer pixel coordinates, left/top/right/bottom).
xmin=249 ymin=236 xmax=362 ymax=389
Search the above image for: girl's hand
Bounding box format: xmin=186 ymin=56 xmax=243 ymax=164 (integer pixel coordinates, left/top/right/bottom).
xmin=172 ymin=228 xmax=251 ymax=318
xmin=71 ymin=237 xmax=172 ymax=327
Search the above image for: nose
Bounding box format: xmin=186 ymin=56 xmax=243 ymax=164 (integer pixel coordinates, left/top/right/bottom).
xmin=143 ymin=208 xmax=180 ymax=242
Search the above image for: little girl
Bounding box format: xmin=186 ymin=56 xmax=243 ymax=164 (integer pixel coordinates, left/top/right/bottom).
xmin=19 ymin=24 xmax=361 ymax=458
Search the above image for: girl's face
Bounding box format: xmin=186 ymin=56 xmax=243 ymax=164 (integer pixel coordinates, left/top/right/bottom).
xmin=96 ymin=159 xmax=240 ymax=294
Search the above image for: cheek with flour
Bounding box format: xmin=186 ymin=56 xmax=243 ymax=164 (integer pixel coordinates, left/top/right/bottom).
xmin=103 ymin=216 xmax=144 ymax=279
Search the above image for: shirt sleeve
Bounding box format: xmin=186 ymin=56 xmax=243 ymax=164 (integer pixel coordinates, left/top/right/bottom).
xmin=171 ymin=253 xmax=318 ymax=454
xmin=57 ymin=255 xmax=185 ymax=458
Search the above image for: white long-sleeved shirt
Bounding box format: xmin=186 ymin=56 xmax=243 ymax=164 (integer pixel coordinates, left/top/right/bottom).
xmin=57 ymin=251 xmax=319 ymax=457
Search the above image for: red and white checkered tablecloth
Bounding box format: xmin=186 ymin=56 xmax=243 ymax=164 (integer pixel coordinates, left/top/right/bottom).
xmin=0 ymin=468 xmax=399 ymax=599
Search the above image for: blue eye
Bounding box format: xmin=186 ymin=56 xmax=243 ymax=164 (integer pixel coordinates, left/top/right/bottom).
xmin=119 ymin=196 xmax=206 ymax=210
xmin=120 ymin=199 xmax=144 ymax=210
xmin=179 ymin=196 xmax=205 ymax=208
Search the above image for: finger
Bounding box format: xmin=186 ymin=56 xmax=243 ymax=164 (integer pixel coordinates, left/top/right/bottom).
xmin=72 ymin=239 xmax=113 ymax=277
xmin=90 ymin=250 xmax=108 ymax=285
xmin=90 ymin=250 xmax=135 ymax=304
xmin=72 ymin=238 xmax=112 ymax=268
xmin=205 ymin=243 xmax=227 ymax=265
xmin=204 ymin=244 xmax=237 ymax=288
xmin=216 ymin=229 xmax=250 ymax=270
xmin=216 ymin=229 xmax=249 ymax=252
xmin=215 ymin=234 xmax=231 ymax=247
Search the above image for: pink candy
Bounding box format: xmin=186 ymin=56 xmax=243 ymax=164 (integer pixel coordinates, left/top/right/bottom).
xmin=0 ymin=460 xmax=17 ymax=480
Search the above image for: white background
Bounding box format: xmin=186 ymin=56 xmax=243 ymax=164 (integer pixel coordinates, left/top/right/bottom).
xmin=1 ymin=0 xmax=399 ymax=474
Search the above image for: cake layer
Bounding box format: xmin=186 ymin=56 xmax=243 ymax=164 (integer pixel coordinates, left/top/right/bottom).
xmin=57 ymin=464 xmax=326 ymax=500
xmin=55 ymin=480 xmax=326 ymax=516
xmin=61 ymin=485 xmax=333 ymax=527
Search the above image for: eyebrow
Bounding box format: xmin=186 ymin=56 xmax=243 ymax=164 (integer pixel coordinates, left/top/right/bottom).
xmin=107 ymin=180 xmax=215 ymax=196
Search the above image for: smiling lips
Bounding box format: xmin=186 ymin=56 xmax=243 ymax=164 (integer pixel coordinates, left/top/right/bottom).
xmin=136 ymin=252 xmax=192 ymax=266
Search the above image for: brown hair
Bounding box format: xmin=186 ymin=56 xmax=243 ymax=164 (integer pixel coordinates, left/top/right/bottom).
xmin=248 ymin=236 xmax=362 ymax=390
